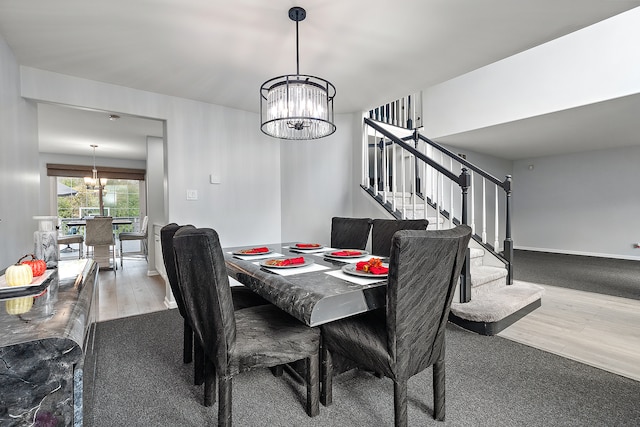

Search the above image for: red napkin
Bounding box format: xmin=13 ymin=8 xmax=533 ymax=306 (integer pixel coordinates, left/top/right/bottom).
xmin=281 ymin=257 xmax=305 ymax=266
xmin=369 ymin=266 xmax=389 ymax=275
xmin=244 ymin=247 xmax=269 ymax=254
xmin=356 ymin=261 xmax=388 ymax=275
xmin=331 ymin=250 xmax=362 ymax=256
xmin=296 ymin=243 xmax=320 ymax=248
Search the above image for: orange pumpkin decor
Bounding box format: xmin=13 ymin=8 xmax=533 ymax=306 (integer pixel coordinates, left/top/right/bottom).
xmin=19 ymin=254 xmax=47 ymax=277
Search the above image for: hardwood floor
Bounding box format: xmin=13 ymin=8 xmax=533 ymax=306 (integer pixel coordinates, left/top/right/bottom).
xmin=84 ymin=253 xmax=640 ymax=383
xmin=94 ymin=258 xmax=167 ymax=322
xmin=498 ymin=283 xmax=640 ymax=381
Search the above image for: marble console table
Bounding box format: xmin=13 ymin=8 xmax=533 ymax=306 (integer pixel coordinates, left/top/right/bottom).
xmin=0 ymin=259 xmax=99 ymax=427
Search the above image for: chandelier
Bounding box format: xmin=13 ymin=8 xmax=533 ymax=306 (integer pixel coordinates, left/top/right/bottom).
xmin=260 ymin=7 xmax=336 ymax=140
xmin=84 ymin=144 xmax=107 ymax=189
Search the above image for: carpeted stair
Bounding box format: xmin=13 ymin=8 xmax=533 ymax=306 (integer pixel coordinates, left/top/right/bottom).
xmin=366 ymin=190 xmax=544 ymax=335
xmin=450 ymin=247 xmax=545 ymax=335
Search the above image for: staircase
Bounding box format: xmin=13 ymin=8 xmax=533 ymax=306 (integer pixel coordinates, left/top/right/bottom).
xmin=362 ymin=95 xmax=544 ymax=335
xmin=450 ymin=247 xmax=544 ymax=335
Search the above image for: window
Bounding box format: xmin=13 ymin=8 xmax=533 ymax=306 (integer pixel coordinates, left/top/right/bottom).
xmin=57 ymin=177 xmax=142 ymax=235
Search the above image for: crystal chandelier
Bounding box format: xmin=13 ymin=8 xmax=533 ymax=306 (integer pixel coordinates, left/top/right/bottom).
xmin=260 ymin=7 xmax=336 ymax=140
xmin=84 ymin=144 xmax=107 ymax=189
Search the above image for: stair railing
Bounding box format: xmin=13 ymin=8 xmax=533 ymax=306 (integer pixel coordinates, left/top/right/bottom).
xmin=364 ymin=118 xmax=473 ymax=299
xmin=409 ymin=130 xmax=513 ymax=288
xmin=363 ymin=117 xmax=514 ymax=302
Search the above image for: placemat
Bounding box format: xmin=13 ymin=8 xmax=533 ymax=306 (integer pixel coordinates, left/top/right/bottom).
xmin=254 ymin=262 xmax=330 ymax=276
xmin=287 ymin=245 xmax=335 ymax=254
xmin=230 ymin=251 xmax=284 ymax=260
xmin=325 ymin=269 xmax=387 ymax=285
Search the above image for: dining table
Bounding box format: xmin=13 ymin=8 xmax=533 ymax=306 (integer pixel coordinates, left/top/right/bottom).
xmin=223 ymin=242 xmax=388 ymax=327
xmin=65 ymin=218 xmax=133 ymax=228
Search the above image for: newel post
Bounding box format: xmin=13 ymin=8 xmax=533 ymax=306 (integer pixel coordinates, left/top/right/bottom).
xmin=503 ymin=175 xmax=514 ymax=285
xmin=459 ymin=168 xmax=471 ymax=303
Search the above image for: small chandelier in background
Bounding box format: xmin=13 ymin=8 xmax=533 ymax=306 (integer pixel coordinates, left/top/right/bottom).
xmin=84 ymin=144 xmax=108 ymax=190
xmin=260 ymin=6 xmax=336 ymax=140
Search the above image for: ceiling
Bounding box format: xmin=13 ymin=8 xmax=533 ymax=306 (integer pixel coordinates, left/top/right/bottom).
xmin=37 ymin=104 xmax=163 ymax=160
xmin=1 ymin=0 xmax=639 ymax=161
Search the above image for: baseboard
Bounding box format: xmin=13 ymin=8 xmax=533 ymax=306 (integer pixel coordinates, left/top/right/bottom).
xmin=146 ymin=270 xmax=159 ymax=276
xmin=515 ymin=246 xmax=640 ymax=262
xmin=448 ymin=298 xmax=542 ymax=336
xmin=164 ymin=297 xmax=177 ymax=309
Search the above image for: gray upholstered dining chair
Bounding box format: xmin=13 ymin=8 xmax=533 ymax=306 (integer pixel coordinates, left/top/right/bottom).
xmin=330 ymin=217 xmax=372 ymax=250
xmin=85 ymin=216 xmax=117 ymax=272
xmin=321 ymin=225 xmax=472 ymax=427
xmin=371 ymin=218 xmax=429 ymax=257
xmin=160 ymin=223 xmax=268 ymax=386
xmin=119 ymin=215 xmax=148 ymax=267
xmin=172 ymin=227 xmax=320 ymax=426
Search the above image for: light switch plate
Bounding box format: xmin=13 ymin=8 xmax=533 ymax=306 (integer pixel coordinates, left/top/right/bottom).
xmin=209 ymin=174 xmax=221 ymax=184
xmin=186 ymin=189 xmax=198 ymax=200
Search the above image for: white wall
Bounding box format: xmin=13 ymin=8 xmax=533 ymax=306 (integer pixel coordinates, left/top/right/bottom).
xmin=20 ymin=67 xmax=357 ymax=249
xmin=513 ymin=146 xmax=640 ymax=260
xmin=423 ymin=7 xmax=640 ymax=138
xmin=280 ymin=114 xmax=356 ymax=245
xmin=0 ymin=34 xmax=40 ymax=269
xmin=418 ymin=7 xmax=640 ymax=260
xmin=20 ymin=67 xmax=283 ymax=248
xmin=146 ymin=136 xmax=164 ymax=273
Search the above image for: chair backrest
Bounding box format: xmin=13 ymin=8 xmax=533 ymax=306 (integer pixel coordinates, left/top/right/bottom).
xmin=85 ymin=216 xmax=114 ymax=246
xmin=160 ymin=223 xmax=194 ymax=320
xmin=371 ymin=219 xmax=429 ymax=257
xmin=386 ymin=225 xmax=471 ymax=377
xmin=330 ymin=217 xmax=372 ymax=250
xmin=140 ymin=215 xmax=149 ymax=234
xmin=173 ymin=227 xmax=236 ymax=370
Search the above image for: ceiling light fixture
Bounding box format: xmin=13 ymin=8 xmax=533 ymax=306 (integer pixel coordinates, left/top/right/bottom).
xmin=84 ymin=144 xmax=107 ymax=189
xmin=109 ymin=114 xmax=120 ymax=121
xmin=260 ymin=6 xmax=336 ymax=140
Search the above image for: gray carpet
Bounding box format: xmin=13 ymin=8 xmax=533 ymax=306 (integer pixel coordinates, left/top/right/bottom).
xmin=513 ymin=249 xmax=640 ymax=300
xmin=87 ymin=309 xmax=640 ymax=426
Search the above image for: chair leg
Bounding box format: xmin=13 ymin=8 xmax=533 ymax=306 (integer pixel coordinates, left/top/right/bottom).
xmin=433 ymin=359 xmax=445 ymax=421
xmin=394 ymin=378 xmax=408 ymax=427
xmin=320 ymin=345 xmax=333 ymax=406
xmin=306 ymin=355 xmax=320 ymax=417
xmin=183 ymin=321 xmax=193 ymax=364
xmin=194 ymin=339 xmax=205 ymax=385
xmin=203 ymin=360 xmax=217 ymax=407
xmin=270 ymin=366 xmax=284 ymax=377
xmin=218 ymin=375 xmax=232 ymax=427
xmin=113 ymin=245 xmax=117 ymax=274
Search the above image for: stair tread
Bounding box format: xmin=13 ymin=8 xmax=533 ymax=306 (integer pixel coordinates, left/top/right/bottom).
xmin=450 ymin=281 xmax=545 ymax=323
xmin=469 ymin=248 xmax=484 ymax=258
xmin=470 ymin=265 xmax=507 ymax=287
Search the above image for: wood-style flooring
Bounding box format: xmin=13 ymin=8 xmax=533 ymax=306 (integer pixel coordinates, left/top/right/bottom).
xmin=94 ymin=258 xmax=167 ymax=322
xmin=498 ymin=283 xmax=640 ymax=381
xmin=87 ymin=256 xmax=640 ymax=383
